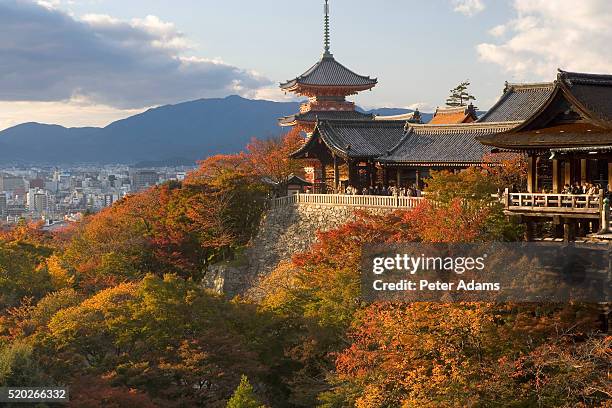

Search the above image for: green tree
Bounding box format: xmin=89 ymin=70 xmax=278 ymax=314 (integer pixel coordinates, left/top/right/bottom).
xmin=227 ymin=375 xmax=266 ymax=408
xmin=446 ymin=80 xmax=476 ymax=107
xmin=0 ymin=342 xmax=46 ymax=387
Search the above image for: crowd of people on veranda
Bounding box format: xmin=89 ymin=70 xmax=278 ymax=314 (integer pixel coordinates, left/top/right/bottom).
xmin=560 ymin=182 xmax=602 ymax=195
xmin=343 ymin=184 xmax=423 ymax=197
xmin=510 ymin=182 xmax=604 ymax=195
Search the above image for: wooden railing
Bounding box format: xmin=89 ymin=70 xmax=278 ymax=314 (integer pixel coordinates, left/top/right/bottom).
xmin=270 ymin=193 xmax=425 ymax=209
xmin=505 ymin=192 xmax=603 ymax=215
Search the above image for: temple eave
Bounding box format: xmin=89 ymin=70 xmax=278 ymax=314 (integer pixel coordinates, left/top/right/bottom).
xmin=281 ymin=83 xmax=377 ymax=97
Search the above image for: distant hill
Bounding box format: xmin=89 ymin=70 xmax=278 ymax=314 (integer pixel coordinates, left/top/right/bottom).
xmin=0 ymin=96 xmax=424 ymax=165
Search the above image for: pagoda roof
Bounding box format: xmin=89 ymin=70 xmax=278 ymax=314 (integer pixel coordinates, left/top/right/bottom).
xmin=478 ymin=70 xmax=612 ymax=150
xmin=378 ymin=122 xmax=519 ymax=166
xmin=478 ymin=82 xmax=555 ymax=123
xmin=280 ymin=55 xmax=377 ymax=93
xmin=429 ymin=105 xmax=478 ymax=125
xmin=278 ymin=110 xmax=373 ymax=127
xmin=291 ymin=120 xmax=405 ymax=160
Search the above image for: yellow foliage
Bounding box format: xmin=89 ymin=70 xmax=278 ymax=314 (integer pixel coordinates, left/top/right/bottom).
xmin=44 ymin=255 xmax=74 ymax=289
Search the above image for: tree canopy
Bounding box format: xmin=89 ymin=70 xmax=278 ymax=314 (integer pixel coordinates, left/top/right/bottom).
xmin=446 ymin=80 xmax=477 ymax=107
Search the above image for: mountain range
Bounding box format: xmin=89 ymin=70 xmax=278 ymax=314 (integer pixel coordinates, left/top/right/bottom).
xmin=0 ymin=96 xmax=429 ymax=165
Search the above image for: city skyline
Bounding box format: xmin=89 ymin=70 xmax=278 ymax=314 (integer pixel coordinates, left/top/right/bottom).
xmin=2 ymin=0 xmax=612 ymax=130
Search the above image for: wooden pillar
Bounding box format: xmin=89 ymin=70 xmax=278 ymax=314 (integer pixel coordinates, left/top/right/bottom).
xmin=372 ymin=164 xmax=378 ymax=188
xmin=396 ymin=168 xmax=401 ymax=187
xmin=415 ymin=169 xmax=421 ymax=189
xmin=552 ymin=159 xmax=562 ymax=193
xmin=320 ymin=162 xmax=327 ymax=193
xmin=563 ymin=220 xmax=576 ymax=242
xmin=369 ymin=161 xmax=375 ymax=188
xmin=333 ymin=156 xmax=339 ymax=192
xmin=564 ymin=161 xmax=572 ymax=187
xmin=382 ymin=166 xmax=389 ymax=187
xmin=527 ymin=155 xmax=537 ymax=193
xmin=525 ymin=220 xmax=536 ymax=241
xmin=581 ymin=159 xmax=588 ymax=185
xmin=347 ymin=160 xmax=356 ymax=189
xmin=607 ymin=161 xmax=612 ymax=191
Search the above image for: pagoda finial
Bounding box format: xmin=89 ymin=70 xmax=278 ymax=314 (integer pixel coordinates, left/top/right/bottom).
xmin=323 ymin=0 xmax=332 ymax=57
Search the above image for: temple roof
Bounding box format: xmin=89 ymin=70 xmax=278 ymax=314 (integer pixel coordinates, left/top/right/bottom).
xmin=429 ymin=105 xmax=478 ymax=125
xmin=374 ymin=110 xmax=423 ymax=124
xmin=479 ymin=124 xmax=612 ymax=150
xmin=291 ymin=119 xmax=519 ymax=165
xmin=278 ymin=110 xmax=373 ymax=127
xmin=478 ymin=83 xmax=555 ymax=123
xmin=378 ymin=122 xmax=519 ymax=166
xmin=559 ymin=70 xmax=612 ymax=125
xmin=291 ymin=120 xmax=406 ymax=159
xmin=280 ymin=55 xmax=378 ymax=92
xmin=478 ymin=70 xmax=612 ymax=150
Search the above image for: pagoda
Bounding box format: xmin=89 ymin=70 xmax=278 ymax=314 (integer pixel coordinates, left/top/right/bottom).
xmin=279 ymin=0 xmax=378 ymax=134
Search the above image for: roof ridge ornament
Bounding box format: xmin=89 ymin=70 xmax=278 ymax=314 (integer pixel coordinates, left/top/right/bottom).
xmin=323 ymin=0 xmax=333 ymax=58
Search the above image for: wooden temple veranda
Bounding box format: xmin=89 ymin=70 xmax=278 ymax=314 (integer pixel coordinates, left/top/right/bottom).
xmin=478 ymin=71 xmax=612 ymax=240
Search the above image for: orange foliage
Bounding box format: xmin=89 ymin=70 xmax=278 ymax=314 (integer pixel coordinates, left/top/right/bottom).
xmin=63 ymin=183 xmax=232 ymax=291
xmin=68 ymin=375 xmax=156 ymax=408
xmin=331 ymin=303 xmax=606 ymax=407
xmin=246 ymin=127 xmax=305 ymax=183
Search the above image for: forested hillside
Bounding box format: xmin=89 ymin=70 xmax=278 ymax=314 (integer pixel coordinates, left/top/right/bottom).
xmin=0 ymin=132 xmax=609 ymax=407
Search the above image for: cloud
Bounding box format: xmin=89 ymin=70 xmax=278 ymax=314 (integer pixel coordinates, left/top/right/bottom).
xmin=0 ymin=98 xmax=145 ymax=131
xmin=0 ymin=1 xmax=272 ymax=109
xmin=451 ymin=0 xmax=485 ymax=16
xmin=477 ymin=0 xmax=612 ymax=80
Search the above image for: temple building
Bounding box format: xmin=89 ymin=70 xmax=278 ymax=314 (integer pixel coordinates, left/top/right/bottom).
xmin=478 ymin=70 xmax=612 ymax=240
xmin=278 ymin=0 xmax=377 ymax=135
xmin=282 ymin=1 xmax=518 ymax=193
xmin=429 ymin=104 xmax=478 ymax=124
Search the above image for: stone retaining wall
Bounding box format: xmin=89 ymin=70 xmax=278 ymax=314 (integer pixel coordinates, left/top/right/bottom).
xmin=204 ymin=203 xmax=399 ymax=296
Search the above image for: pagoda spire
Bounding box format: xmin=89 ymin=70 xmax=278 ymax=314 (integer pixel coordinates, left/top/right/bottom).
xmin=323 ymin=0 xmax=332 ymax=58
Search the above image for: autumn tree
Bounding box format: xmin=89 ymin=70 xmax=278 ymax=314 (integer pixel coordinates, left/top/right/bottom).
xmin=67 ymin=376 xmax=156 ymax=408
xmin=0 ymin=241 xmax=55 ymax=310
xmin=482 ymin=153 xmax=528 ymax=191
xmin=61 ymin=181 xmax=233 ymax=291
xmin=324 ymin=303 xmax=606 ymax=408
xmin=186 ymin=129 xmax=305 ymax=245
xmin=424 ymin=168 xmax=524 ymax=241
xmin=36 ymin=275 xmax=284 ymax=406
xmin=246 ymin=128 xmax=305 ymax=192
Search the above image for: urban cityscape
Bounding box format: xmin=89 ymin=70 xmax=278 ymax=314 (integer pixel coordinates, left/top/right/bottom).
xmin=0 ymin=165 xmax=194 ymax=229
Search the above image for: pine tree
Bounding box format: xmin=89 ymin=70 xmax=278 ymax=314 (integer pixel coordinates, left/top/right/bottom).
xmin=446 ymin=80 xmax=477 ymax=107
xmin=226 ymin=376 xmax=266 ymax=408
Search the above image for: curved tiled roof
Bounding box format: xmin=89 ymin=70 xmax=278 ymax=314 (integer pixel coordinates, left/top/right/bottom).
xmin=280 ymin=55 xmax=377 ymax=90
xmin=479 ymin=71 xmax=612 ymax=149
xmin=478 ymin=83 xmax=555 ymax=123
xmin=278 ymin=110 xmax=373 ymax=126
xmin=292 ymin=120 xmax=405 ymax=159
xmin=429 ymin=105 xmax=478 ymax=124
xmin=379 ymin=122 xmax=520 ymax=165
xmin=559 ymin=70 xmax=612 ymax=125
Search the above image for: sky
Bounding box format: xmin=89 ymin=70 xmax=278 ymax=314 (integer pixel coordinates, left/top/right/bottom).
xmin=1 ymin=0 xmax=612 ymax=130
